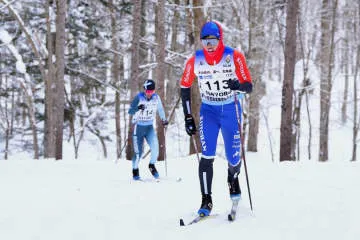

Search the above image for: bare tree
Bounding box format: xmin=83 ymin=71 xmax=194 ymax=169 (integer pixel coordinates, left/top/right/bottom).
xmin=109 ymin=0 xmax=122 ymax=160
xmin=44 ymin=0 xmax=56 ymax=158
xmin=155 ymin=0 xmax=167 ymax=161
xmin=247 ymin=0 xmax=267 ymax=152
xmin=279 ymin=0 xmax=299 ymax=161
xmin=293 ymin=2 xmax=317 ymax=160
xmin=0 ymin=75 xmax=11 ymax=159
xmin=189 ymin=0 xmax=204 ymax=155
xmin=341 ymin=2 xmax=351 ymax=124
xmin=126 ymin=0 xmax=142 ymax=160
xmin=351 ymin=0 xmax=360 ymax=162
xmin=319 ymin=0 xmax=338 ymax=162
xmin=352 ymin=45 xmax=359 ymax=162
xmin=54 ymin=0 xmax=66 ymax=160
xmin=1 ymin=0 xmax=41 ymax=159
xmin=166 ymin=0 xmax=181 ymax=111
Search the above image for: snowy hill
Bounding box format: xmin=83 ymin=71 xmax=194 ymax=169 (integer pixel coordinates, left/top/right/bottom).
xmin=1 ymin=153 xmax=359 ymax=240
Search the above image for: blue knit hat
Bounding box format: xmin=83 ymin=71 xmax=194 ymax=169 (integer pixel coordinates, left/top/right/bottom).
xmin=200 ymin=21 xmax=221 ymax=39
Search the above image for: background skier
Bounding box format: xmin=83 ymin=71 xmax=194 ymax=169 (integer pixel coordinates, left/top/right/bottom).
xmin=128 ymin=79 xmax=168 ymax=180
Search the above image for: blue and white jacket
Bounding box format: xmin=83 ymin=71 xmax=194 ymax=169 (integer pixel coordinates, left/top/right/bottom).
xmin=128 ymin=92 xmax=166 ymax=126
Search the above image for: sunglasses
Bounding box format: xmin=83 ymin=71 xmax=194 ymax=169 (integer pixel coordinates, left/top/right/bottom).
xmin=201 ymin=38 xmax=219 ymax=46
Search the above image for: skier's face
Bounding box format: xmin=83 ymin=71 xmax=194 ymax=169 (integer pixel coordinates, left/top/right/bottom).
xmin=201 ymin=36 xmax=219 ymax=52
xmin=145 ymin=90 xmax=155 ymax=99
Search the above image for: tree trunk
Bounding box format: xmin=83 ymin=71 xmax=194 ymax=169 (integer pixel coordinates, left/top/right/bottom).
xmin=126 ymin=0 xmax=142 ymax=160
xmin=247 ymin=0 xmax=266 ymax=152
xmin=2 ymin=76 xmax=10 ymax=160
xmin=44 ymin=0 xmax=56 ymax=158
xmin=351 ymin=45 xmax=359 ymax=162
xmin=155 ymin=0 xmax=166 ymax=161
xmin=110 ymin=0 xmax=122 ymax=160
xmin=319 ymin=0 xmax=338 ymax=162
xmin=341 ymin=10 xmax=350 ymax=124
xmin=54 ymin=0 xmax=66 ymax=160
xmin=279 ymin=0 xmax=299 ymax=161
xmin=189 ymin=0 xmax=204 ymax=155
xmin=166 ymin=0 xmax=180 ymax=113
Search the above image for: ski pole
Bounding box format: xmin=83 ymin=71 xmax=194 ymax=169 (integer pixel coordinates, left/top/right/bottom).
xmin=163 ymin=125 xmax=168 ymax=176
xmin=191 ymin=135 xmax=201 ymax=163
xmin=234 ymin=92 xmax=253 ymax=211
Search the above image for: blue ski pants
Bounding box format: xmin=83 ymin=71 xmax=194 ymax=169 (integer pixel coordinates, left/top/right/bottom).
xmin=132 ymin=124 xmax=159 ymax=169
xmin=198 ymin=101 xmax=242 ymax=166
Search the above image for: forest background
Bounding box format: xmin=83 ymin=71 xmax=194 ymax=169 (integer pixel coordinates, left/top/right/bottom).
xmin=0 ymin=0 xmax=359 ymax=163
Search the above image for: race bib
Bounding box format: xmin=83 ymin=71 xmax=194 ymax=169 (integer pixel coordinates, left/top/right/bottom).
xmin=194 ymin=48 xmax=237 ymax=103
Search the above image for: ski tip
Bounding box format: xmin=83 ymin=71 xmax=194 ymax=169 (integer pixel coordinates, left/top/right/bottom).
xmin=180 ymin=218 xmax=185 ymax=226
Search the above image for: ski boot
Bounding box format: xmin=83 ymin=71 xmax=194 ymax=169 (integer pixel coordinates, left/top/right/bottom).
xmin=132 ymin=168 xmax=140 ymax=180
xmin=228 ymin=174 xmax=241 ymax=200
xmin=148 ymin=163 xmax=159 ymax=179
xmin=197 ymin=194 xmax=213 ymax=217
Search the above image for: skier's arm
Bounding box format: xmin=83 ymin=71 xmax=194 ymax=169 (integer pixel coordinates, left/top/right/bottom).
xmin=180 ymin=56 xmax=195 ymax=116
xmin=128 ymin=94 xmax=141 ymax=115
xmin=230 ymin=50 xmax=253 ymax=93
xmin=233 ymin=50 xmax=252 ymax=84
xmin=181 ymin=87 xmax=192 ymax=116
xmin=180 ymin=56 xmax=197 ymax=135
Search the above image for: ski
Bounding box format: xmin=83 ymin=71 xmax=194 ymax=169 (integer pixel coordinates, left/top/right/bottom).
xmin=133 ymin=176 xmax=182 ymax=183
xmin=227 ymin=198 xmax=240 ymax=221
xmin=133 ymin=178 xmax=160 ymax=183
xmin=179 ymin=214 xmax=218 ymax=226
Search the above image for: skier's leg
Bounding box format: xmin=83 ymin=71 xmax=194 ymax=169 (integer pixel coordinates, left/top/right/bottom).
xmin=221 ymin=102 xmax=242 ymax=199
xmin=199 ymin=157 xmax=214 ymax=195
xmin=145 ymin=126 xmax=159 ymax=178
xmin=132 ymin=125 xmax=145 ymax=179
xmin=228 ymin=163 xmax=241 ymax=199
xmin=221 ymin=101 xmax=242 ymax=168
xmin=146 ymin=126 xmax=159 ymax=164
xmin=198 ymin=157 xmax=214 ymax=216
xmin=197 ymin=104 xmax=220 ymax=216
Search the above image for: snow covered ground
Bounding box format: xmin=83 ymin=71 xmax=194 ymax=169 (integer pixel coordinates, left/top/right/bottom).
xmin=1 ymin=149 xmax=359 ymax=240
xmin=0 ymin=52 xmax=358 ymax=238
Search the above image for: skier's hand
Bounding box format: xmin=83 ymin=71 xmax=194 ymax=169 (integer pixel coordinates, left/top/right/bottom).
xmin=162 ymin=120 xmax=169 ymax=126
xmin=138 ymin=104 xmax=145 ymax=110
xmin=184 ymin=115 xmax=197 ymax=136
xmin=228 ymin=79 xmax=253 ymax=93
xmin=228 ymin=79 xmax=241 ymax=90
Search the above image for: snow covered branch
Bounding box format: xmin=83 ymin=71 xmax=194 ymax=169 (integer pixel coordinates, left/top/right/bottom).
xmin=0 ymin=0 xmax=46 ymax=78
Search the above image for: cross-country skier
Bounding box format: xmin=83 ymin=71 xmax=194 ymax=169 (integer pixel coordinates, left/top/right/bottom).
xmin=128 ymin=79 xmax=168 ymax=180
xmin=179 ymin=21 xmax=252 ymax=216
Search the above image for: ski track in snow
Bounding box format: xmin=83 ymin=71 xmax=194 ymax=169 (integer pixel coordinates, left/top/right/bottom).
xmin=0 ymin=156 xmax=359 ymax=240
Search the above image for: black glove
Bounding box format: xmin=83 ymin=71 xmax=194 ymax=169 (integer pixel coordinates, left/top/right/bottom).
xmin=228 ymin=79 xmax=241 ymax=90
xmin=137 ymin=104 xmax=145 ymax=110
xmin=162 ymin=120 xmax=169 ymax=126
xmin=228 ymin=79 xmax=253 ymax=93
xmin=184 ymin=115 xmax=196 ymax=136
